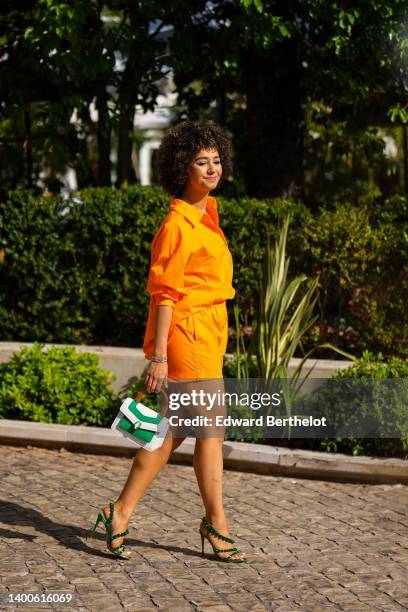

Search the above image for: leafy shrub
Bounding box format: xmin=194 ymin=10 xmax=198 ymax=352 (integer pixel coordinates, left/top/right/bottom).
xmin=0 ymin=186 xmax=167 ymax=347
xmin=0 ymin=342 xmax=117 ymax=425
xmin=223 ymin=354 xmax=258 ymax=378
xmin=223 ymin=350 xmax=408 ymax=458
xmin=218 ymin=194 xmax=312 ymax=319
xmin=305 ymin=351 xmax=408 ymax=458
xmin=302 ymin=197 xmax=408 ymax=357
xmin=1 ymin=344 xmax=406 ymax=458
xmin=1 ymin=186 xmax=407 ymax=359
xmin=0 ymin=187 xmax=310 ymax=352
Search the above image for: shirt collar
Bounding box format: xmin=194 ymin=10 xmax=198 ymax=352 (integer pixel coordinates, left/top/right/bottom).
xmin=170 ymin=196 xmax=219 ymax=228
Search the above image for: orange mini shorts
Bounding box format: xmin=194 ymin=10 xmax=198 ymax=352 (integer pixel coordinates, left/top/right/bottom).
xmin=167 ymin=301 xmax=228 ymax=379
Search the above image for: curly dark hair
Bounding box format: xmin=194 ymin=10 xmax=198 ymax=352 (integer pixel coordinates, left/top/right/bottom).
xmin=158 ymin=120 xmax=233 ymax=197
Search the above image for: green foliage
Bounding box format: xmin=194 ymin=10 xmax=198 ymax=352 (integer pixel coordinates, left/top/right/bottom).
xmin=1 ymin=186 xmax=408 ymax=359
xmin=224 ymin=349 xmax=408 ymax=458
xmin=307 ymin=351 xmax=408 ymax=458
xmin=2 ymin=1 xmax=406 ymax=201
xmin=0 ymin=187 xmax=310 ymax=349
xmin=218 ymin=194 xmax=313 ymax=319
xmin=0 ymin=342 xmax=116 ymax=425
xmin=247 ymin=215 xmax=354 ymax=380
xmin=224 ymin=402 xmax=265 ymax=443
xmin=302 ymin=195 xmax=408 ymax=357
xmin=227 ymin=215 xmax=355 ymax=438
xmin=1 ymin=343 xmax=406 ymax=458
xmin=0 ymin=185 xmax=167 ymax=346
xmin=335 ymin=350 xmax=408 ymax=378
xmin=0 ymin=0 xmax=186 ymax=193
xmin=303 ymin=104 xmax=403 ymax=206
xmin=172 ymin=1 xmax=408 ymax=201
xmin=223 ymin=353 xmax=258 ymax=379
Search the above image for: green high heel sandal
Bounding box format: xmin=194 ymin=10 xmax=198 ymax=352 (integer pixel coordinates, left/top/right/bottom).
xmin=199 ymin=516 xmax=247 ymax=563
xmin=87 ymin=500 xmax=131 ymax=560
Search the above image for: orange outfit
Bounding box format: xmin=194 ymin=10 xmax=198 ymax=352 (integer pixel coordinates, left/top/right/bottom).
xmin=142 ymin=196 xmax=235 ymax=378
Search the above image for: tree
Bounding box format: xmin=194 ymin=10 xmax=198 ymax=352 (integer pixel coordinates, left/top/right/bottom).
xmin=0 ymin=1 xmax=184 ymax=192
xmin=1 ymin=1 xmax=407 ymax=198
xmin=170 ymin=0 xmax=408 ymax=201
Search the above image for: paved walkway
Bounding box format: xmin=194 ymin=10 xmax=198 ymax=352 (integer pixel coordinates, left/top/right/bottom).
xmin=0 ymin=444 xmax=407 ymax=612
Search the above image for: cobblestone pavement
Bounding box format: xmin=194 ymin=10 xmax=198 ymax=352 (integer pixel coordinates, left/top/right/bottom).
xmin=0 ymin=444 xmax=407 ymax=612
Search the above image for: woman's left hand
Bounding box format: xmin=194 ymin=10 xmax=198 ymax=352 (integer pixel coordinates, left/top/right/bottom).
xmin=145 ymin=360 xmax=168 ymax=394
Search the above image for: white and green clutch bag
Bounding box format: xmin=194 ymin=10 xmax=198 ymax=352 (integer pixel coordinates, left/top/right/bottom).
xmin=111 ymin=388 xmax=169 ymax=452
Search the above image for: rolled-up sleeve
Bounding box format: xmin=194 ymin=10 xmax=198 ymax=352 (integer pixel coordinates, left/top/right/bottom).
xmin=146 ymin=221 xmax=189 ymax=307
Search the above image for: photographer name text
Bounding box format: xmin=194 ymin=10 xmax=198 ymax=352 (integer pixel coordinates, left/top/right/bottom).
xmin=168 ymin=415 xmax=327 ymax=427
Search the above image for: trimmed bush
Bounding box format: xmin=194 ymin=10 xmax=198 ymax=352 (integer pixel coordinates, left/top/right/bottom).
xmin=0 ymin=187 xmax=167 ymax=347
xmin=302 ymin=196 xmax=408 ymax=357
xmin=304 ymin=351 xmax=408 ymax=458
xmin=0 ymin=186 xmax=310 ymax=350
xmin=1 ymin=186 xmax=407 ymax=358
xmin=0 ymin=342 xmax=117 ymax=425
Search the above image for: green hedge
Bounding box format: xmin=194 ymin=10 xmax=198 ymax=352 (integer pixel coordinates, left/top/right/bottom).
xmin=0 ymin=343 xmax=163 ymax=427
xmin=0 ymin=342 xmax=117 ymax=425
xmin=0 ymin=187 xmax=165 ymax=347
xmin=306 ymin=350 xmax=408 ymax=458
xmin=301 ymin=195 xmax=408 ymax=357
xmin=0 ymin=186 xmax=310 ymax=349
xmin=1 ymin=186 xmax=407 ymax=357
xmin=223 ymin=351 xmax=408 ymax=458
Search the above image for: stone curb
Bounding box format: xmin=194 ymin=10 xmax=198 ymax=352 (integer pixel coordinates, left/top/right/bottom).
xmin=1 ymin=418 xmax=407 ymax=484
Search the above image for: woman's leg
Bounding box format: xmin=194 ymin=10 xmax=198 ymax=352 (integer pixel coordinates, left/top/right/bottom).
xmin=102 ymin=433 xmax=185 ymax=548
xmin=167 ymin=304 xmax=246 ymax=559
xmin=193 ymin=437 xmax=246 ymax=560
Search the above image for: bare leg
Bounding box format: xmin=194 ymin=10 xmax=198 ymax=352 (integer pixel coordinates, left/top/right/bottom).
xmin=193 ymin=437 xmax=246 ymax=560
xmin=102 ymin=433 xmax=185 ymax=551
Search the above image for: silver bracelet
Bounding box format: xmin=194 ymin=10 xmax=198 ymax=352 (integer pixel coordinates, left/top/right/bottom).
xmin=151 ymin=355 xmax=168 ymax=363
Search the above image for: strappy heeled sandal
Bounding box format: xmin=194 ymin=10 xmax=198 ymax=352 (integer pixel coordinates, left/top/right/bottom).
xmin=199 ymin=516 xmax=247 ymax=563
xmin=87 ymin=500 xmax=131 ymax=560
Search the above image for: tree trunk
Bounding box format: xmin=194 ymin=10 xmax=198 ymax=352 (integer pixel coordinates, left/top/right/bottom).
xmin=24 ymin=108 xmax=33 ymax=190
xmin=96 ymin=91 xmax=112 ymax=187
xmin=245 ymin=36 xmax=304 ymax=199
xmin=116 ymin=94 xmax=136 ymax=188
xmin=74 ymin=104 xmax=95 ymax=189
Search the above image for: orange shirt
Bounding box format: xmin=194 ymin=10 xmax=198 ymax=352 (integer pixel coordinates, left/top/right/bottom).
xmin=142 ymin=196 xmax=235 ymax=359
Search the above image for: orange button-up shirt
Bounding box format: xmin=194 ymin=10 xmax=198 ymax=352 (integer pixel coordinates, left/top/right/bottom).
xmin=142 ymin=196 xmax=235 ymax=359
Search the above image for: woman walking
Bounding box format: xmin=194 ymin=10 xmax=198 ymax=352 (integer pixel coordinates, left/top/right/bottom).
xmin=89 ymin=120 xmax=246 ymax=563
